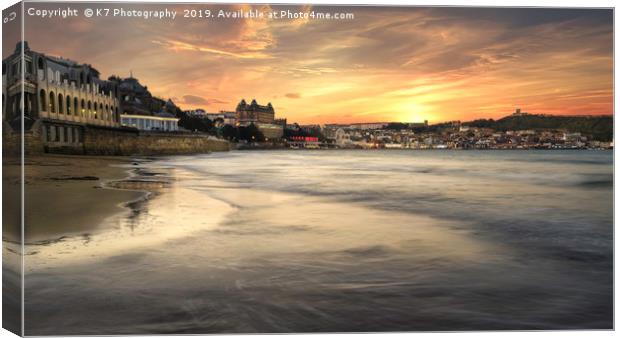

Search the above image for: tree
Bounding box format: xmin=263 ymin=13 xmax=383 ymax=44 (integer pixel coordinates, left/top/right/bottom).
xmin=176 ymin=110 xmax=215 ymax=134
xmin=238 ymin=123 xmax=265 ymax=142
xmin=222 ymin=125 xmax=238 ymax=141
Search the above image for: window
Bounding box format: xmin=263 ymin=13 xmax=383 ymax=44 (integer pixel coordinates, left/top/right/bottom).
xmin=47 ymin=125 xmax=53 ymax=142
xmin=73 ymin=98 xmax=78 ymax=116
xmin=26 ymin=60 xmax=32 ymax=74
xmin=66 ymin=96 xmax=72 ymax=115
xmin=81 ymin=99 xmax=85 ymax=116
xmin=37 ymin=57 xmax=44 ymax=70
xmin=39 ymin=90 xmax=46 ymax=112
xmin=58 ymin=94 xmax=63 ymax=114
xmin=49 ymin=92 xmax=55 ymax=113
xmin=11 ymin=63 xmax=18 ymax=76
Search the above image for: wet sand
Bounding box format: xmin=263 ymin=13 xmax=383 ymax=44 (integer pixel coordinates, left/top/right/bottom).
xmin=21 ymin=151 xmax=613 ymax=333
xmin=2 ymin=155 xmax=145 ymax=243
xmin=0 ymin=150 xmax=609 ymax=334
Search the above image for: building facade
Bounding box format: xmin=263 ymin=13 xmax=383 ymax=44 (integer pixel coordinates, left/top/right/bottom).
xmin=110 ymin=75 xmax=181 ymax=132
xmin=121 ymin=112 xmax=179 ymax=132
xmin=234 ymin=99 xmax=283 ymax=139
xmin=207 ymin=112 xmax=237 ymax=126
xmin=3 ymin=42 xmax=120 ymax=127
xmin=235 ymin=99 xmax=275 ymax=125
xmin=3 ymin=41 xmax=121 ymax=149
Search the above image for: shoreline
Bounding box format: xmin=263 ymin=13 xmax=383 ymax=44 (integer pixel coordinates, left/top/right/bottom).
xmin=21 ymin=156 xmax=238 ymax=270
xmin=234 ymin=145 xmax=614 ymax=151
xmin=2 ymin=148 xmax=612 ymax=244
xmin=3 ymin=154 xmax=149 ymax=243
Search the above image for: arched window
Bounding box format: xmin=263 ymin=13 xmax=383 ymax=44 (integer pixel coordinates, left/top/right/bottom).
xmin=73 ymin=98 xmax=78 ymax=116
xmin=49 ymin=91 xmax=55 ymax=113
xmin=66 ymin=96 xmax=72 ymax=115
xmin=99 ymin=103 xmax=104 ymax=120
xmin=87 ymin=101 xmax=92 ymax=115
xmin=37 ymin=58 xmax=44 ymax=70
xmin=58 ymin=94 xmax=63 ymax=114
xmin=39 ymin=89 xmax=46 ymax=112
xmin=93 ymin=101 xmax=97 ymax=119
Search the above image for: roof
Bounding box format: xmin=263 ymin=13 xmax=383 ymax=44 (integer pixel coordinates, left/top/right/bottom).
xmin=155 ymin=111 xmax=176 ymax=118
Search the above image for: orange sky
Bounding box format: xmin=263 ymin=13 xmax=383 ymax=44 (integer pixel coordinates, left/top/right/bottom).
xmin=17 ymin=4 xmax=613 ymax=124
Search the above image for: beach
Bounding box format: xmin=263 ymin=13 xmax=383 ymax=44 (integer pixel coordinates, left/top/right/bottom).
xmin=2 ymin=155 xmax=144 ymax=243
xmin=11 ymin=149 xmax=612 ymax=334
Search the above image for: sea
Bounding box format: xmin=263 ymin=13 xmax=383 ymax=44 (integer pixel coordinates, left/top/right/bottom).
xmin=22 ymin=150 xmax=613 ymax=334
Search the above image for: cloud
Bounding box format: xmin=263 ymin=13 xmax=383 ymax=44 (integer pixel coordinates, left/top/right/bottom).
xmin=20 ymin=5 xmax=613 ymax=124
xmin=177 ymin=95 xmax=229 ymax=107
xmin=208 ymin=98 xmax=230 ymax=104
xmin=181 ymin=95 xmax=210 ymax=105
xmin=152 ymin=39 xmax=272 ymax=59
xmin=285 ymin=93 xmax=301 ymax=99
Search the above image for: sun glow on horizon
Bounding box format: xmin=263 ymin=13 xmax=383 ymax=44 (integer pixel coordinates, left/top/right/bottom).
xmin=18 ymin=5 xmax=613 ymax=125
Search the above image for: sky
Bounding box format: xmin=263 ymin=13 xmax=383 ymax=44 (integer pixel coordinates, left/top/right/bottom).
xmin=14 ymin=3 xmax=614 ymax=124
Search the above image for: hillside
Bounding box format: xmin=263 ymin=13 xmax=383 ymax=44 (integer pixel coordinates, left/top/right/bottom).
xmin=463 ymin=114 xmax=613 ymax=141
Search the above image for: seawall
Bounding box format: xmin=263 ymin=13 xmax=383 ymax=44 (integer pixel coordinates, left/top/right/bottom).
xmin=2 ymin=121 xmax=230 ymax=156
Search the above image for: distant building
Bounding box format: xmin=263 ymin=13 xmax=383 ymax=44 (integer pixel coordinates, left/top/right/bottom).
xmin=563 ymin=132 xmax=584 ymax=142
xmin=408 ymin=120 xmax=429 ymax=128
xmin=288 ymin=136 xmax=320 ymax=149
xmin=187 ymin=108 xmax=207 ymax=117
xmin=110 ymin=75 xmax=163 ymax=114
xmin=512 ymin=108 xmax=529 ymax=116
xmin=348 ymin=122 xmax=389 ymax=130
xmin=257 ymin=124 xmax=284 ymax=140
xmin=108 ymin=75 xmax=180 ymax=132
xmin=236 ymin=99 xmax=275 ymax=125
xmin=206 ymin=111 xmax=236 ymax=126
xmin=234 ymin=98 xmax=283 ymax=139
xmin=324 ymin=127 xmax=352 ymax=147
xmin=274 ymin=118 xmax=287 ymax=127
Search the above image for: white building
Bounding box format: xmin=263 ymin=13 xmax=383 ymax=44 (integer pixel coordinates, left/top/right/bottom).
xmin=187 ymin=109 xmax=207 ymax=117
xmin=206 ymin=111 xmax=237 ymax=126
xmin=121 ymin=112 xmax=179 ymax=132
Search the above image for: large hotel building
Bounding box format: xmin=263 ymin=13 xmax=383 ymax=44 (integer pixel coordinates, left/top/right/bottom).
xmin=235 ymin=99 xmax=283 ymax=139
